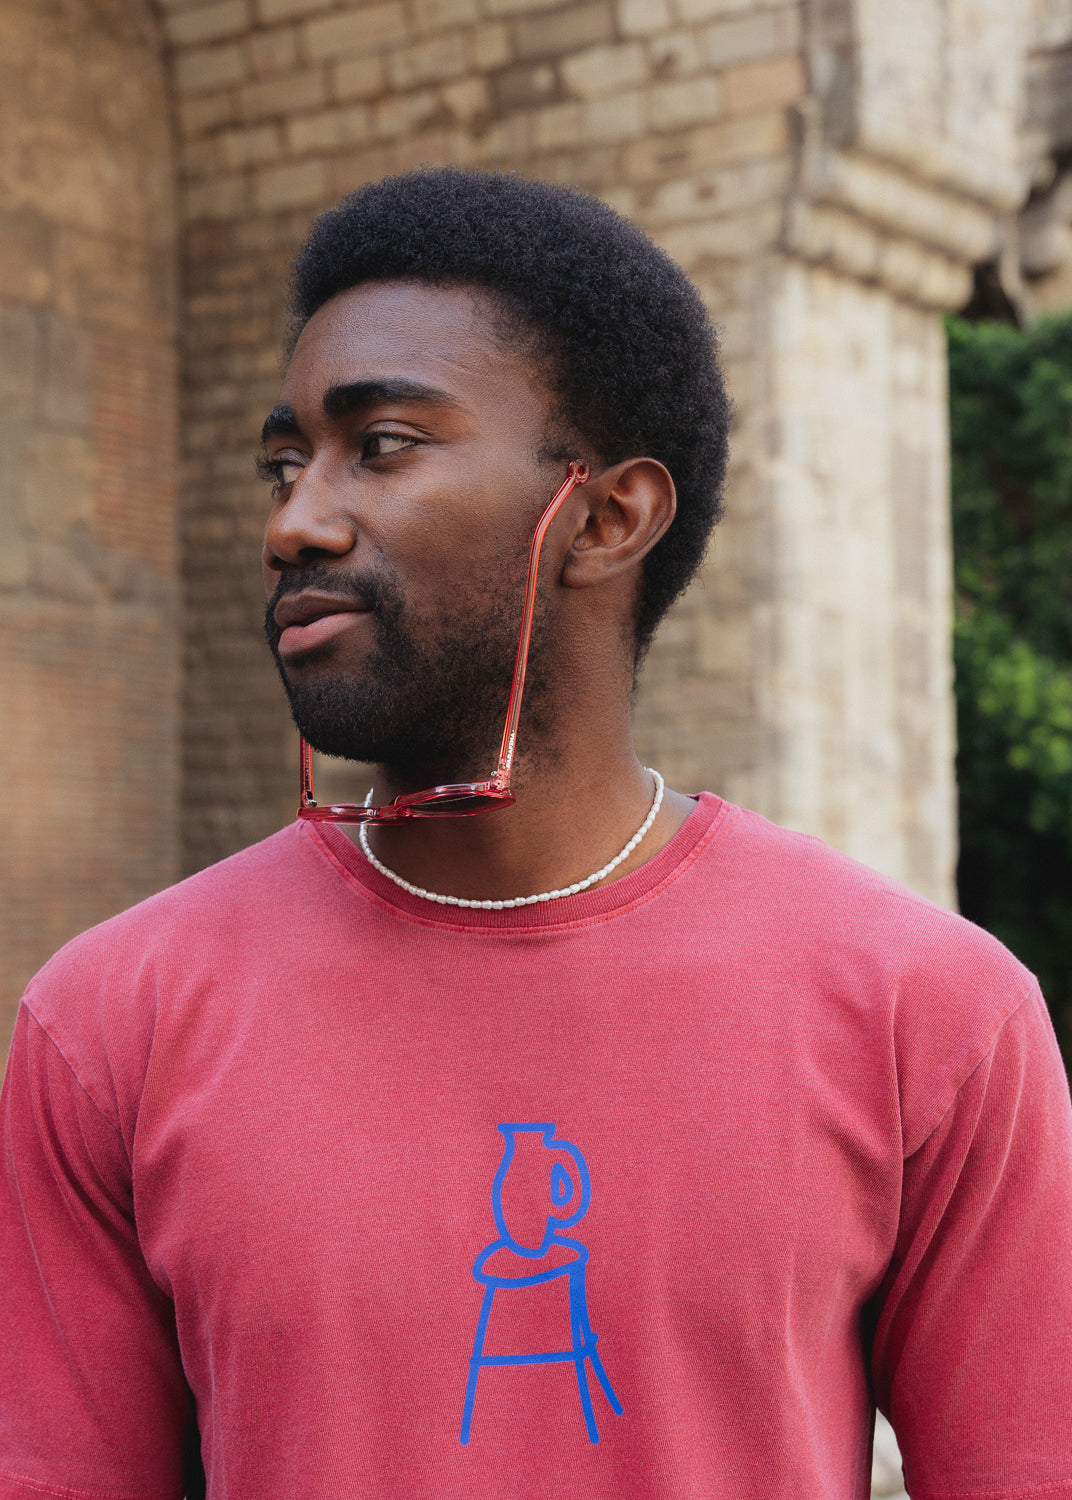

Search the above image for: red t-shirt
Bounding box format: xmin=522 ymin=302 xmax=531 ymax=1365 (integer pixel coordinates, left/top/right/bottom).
xmin=2 ymin=795 xmax=1071 ymax=1499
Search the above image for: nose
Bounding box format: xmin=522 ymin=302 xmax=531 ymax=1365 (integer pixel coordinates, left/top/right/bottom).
xmin=262 ymin=459 xmax=356 ymax=575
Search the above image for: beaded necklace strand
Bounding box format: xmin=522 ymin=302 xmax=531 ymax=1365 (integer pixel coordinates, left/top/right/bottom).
xmin=358 ymin=769 xmax=665 ymax=910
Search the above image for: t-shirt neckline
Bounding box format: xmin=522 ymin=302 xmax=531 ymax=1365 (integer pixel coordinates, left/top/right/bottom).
xmin=306 ymin=791 xmax=729 ymax=931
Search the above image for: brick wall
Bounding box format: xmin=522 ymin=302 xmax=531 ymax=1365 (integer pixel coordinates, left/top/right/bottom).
xmin=0 ymin=0 xmax=179 ymax=1043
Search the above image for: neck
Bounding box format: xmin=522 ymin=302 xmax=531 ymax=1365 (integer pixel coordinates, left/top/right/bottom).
xmin=344 ymin=715 xmax=695 ymax=903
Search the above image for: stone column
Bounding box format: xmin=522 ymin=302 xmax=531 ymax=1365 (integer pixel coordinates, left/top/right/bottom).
xmin=636 ymin=0 xmax=1033 ymax=907
xmin=0 ymin=0 xmax=179 ymax=1039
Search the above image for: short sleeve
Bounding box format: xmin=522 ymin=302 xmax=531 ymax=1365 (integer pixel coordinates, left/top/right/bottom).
xmin=872 ymin=985 xmax=1072 ymax=1499
xmin=0 ymin=1006 xmax=194 ymax=1500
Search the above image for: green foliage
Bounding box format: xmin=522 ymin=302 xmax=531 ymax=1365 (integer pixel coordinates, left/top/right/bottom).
xmin=948 ymin=313 xmax=1072 ymax=1063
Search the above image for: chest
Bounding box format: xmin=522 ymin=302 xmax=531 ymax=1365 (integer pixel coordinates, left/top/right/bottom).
xmin=133 ymin=955 xmax=899 ymax=1340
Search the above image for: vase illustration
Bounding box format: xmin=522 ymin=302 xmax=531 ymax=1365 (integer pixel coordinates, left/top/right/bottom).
xmin=460 ymin=1123 xmax=622 ymax=1446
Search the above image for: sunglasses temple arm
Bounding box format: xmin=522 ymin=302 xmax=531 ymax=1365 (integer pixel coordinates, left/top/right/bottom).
xmin=494 ymin=460 xmax=589 ymax=787
xmin=300 ymin=735 xmax=316 ymax=808
xmin=298 ymin=460 xmax=589 ymax=812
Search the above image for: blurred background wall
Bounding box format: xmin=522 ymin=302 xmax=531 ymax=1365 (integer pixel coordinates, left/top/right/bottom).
xmin=3 ymin=0 xmax=1072 ymax=1045
xmin=0 ymin=0 xmax=179 ymax=1038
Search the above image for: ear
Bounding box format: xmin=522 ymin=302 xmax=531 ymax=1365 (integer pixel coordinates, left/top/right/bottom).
xmin=561 ymin=457 xmax=676 ymax=590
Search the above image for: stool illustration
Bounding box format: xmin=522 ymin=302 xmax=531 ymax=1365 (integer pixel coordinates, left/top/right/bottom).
xmin=460 ymin=1122 xmax=622 ymax=1445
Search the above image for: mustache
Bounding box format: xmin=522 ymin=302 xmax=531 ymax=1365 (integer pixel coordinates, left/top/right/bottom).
xmin=263 ymin=565 xmax=400 ymax=649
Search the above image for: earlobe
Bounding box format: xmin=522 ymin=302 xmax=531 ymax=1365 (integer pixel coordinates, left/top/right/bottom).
xmin=561 ymin=458 xmax=676 ymax=590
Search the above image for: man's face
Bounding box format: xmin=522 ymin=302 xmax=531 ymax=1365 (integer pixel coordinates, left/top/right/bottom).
xmin=261 ymin=280 xmax=572 ymax=785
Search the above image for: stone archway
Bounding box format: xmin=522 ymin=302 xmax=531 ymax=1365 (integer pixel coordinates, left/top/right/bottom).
xmin=159 ymin=0 xmax=1070 ymax=909
xmin=7 ymin=0 xmax=1072 ymax=1043
xmin=0 ymin=0 xmax=179 ymax=1038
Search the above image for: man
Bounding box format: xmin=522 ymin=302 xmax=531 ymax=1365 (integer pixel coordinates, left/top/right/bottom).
xmin=2 ymin=169 xmax=1071 ymax=1499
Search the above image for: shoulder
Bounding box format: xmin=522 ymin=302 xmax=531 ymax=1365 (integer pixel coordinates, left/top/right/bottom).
xmin=707 ymin=802 xmax=1038 ymax=1149
xmin=26 ymin=823 xmax=311 ymax=1000
xmin=714 ymin=800 xmax=1028 ymax=986
xmin=18 ymin=824 xmax=316 ymax=1126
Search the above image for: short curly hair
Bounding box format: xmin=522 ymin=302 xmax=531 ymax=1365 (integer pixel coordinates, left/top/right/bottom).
xmin=289 ymin=167 xmax=730 ymax=657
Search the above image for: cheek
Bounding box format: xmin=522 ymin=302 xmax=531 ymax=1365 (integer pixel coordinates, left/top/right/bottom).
xmin=390 ymin=501 xmax=520 ymax=591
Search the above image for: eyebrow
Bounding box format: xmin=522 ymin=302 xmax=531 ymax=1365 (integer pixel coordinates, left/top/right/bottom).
xmin=260 ymin=381 xmax=460 ymax=445
xmin=322 ymin=379 xmax=461 ymax=419
xmin=259 ymin=406 xmax=298 ymax=443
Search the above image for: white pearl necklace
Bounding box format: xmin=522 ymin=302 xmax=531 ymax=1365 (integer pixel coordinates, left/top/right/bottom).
xmin=358 ymin=770 xmax=664 ymax=910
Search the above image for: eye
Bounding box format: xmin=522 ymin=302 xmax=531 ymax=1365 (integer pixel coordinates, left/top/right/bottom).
xmin=256 ymin=452 xmax=305 ymax=492
xmin=361 ymin=431 xmax=417 ymax=459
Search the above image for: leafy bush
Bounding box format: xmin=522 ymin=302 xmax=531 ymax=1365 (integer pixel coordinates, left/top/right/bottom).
xmin=948 ymin=313 xmax=1072 ymax=1065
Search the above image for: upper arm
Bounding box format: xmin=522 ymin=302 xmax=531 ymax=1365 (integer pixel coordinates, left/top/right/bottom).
xmin=1 ymin=1006 xmax=194 ymax=1499
xmin=871 ymin=987 xmax=1072 ymax=1498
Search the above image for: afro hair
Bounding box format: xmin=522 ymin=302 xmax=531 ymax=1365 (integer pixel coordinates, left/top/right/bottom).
xmin=290 ymin=167 xmax=730 ymax=657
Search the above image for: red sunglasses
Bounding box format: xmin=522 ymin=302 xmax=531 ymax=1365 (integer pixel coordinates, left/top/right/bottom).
xmin=297 ymin=460 xmax=591 ymax=823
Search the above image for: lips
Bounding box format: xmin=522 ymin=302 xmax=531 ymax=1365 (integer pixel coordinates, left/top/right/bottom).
xmin=273 ymin=591 xmax=370 ymax=657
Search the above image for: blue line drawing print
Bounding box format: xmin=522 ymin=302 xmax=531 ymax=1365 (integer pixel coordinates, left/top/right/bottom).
xmin=460 ymin=1123 xmax=622 ymax=1446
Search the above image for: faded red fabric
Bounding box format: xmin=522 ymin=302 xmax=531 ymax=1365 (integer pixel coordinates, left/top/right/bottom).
xmin=2 ymin=795 xmax=1071 ymax=1499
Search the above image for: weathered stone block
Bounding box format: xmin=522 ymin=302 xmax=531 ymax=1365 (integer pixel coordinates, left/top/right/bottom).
xmin=441 ymin=77 xmax=491 ymax=123
xmin=55 ymin=235 xmax=174 ymax=337
xmin=182 ymin=135 xmax=225 ymax=178
xmin=255 ymin=0 xmax=332 ymax=20
xmin=21 ymin=431 xmax=95 ymax=539
xmin=657 ymin=201 xmax=784 ymax=263
xmin=492 ymin=61 xmax=560 ymax=111
xmin=388 ymin=32 xmax=469 ymax=90
xmin=254 ymin=159 xmax=329 ymax=211
xmin=468 ymin=111 xmax=533 ymax=162
xmin=584 ymin=89 xmax=647 ymax=141
xmin=644 ymin=155 xmax=792 ymax=223
xmin=286 ymin=105 xmax=372 ymax=153
xmin=649 ymin=74 xmax=723 ymax=128
xmin=0 ymin=536 xmax=31 ymax=593
xmin=303 ymin=4 xmax=407 ymax=62
xmin=625 ymin=110 xmax=789 ymax=178
xmin=703 ymin=7 xmax=801 ymax=68
xmin=617 ymin=0 xmax=672 ymax=37
xmin=677 ymin=0 xmax=756 ymax=19
xmin=0 ymin=209 xmax=54 ymax=304
xmin=248 ymin=26 xmax=299 ymax=76
xmin=560 ymin=41 xmax=647 ymax=99
xmin=410 ymin=0 xmax=478 ymax=26
xmin=42 ymin=312 xmax=94 ymax=428
xmin=647 ymin=30 xmax=704 ymax=80
xmin=0 ymin=305 xmax=38 ymax=419
xmin=531 ymin=99 xmax=585 ymax=151
xmin=185 ymin=172 xmax=251 ymax=221
xmin=514 ymin=3 xmax=614 ymax=61
xmin=722 ymin=53 xmax=805 ymax=113
xmin=239 ymin=68 xmax=327 ymax=120
xmin=484 ymin=0 xmax=561 ymax=14
xmin=473 ymin=20 xmax=512 ymax=69
xmin=33 ymin=540 xmax=97 ymax=603
xmin=164 ymin=0 xmax=251 ymax=48
xmin=220 ymin=122 xmax=282 ymax=168
xmin=527 ymin=139 xmax=619 ymax=184
xmin=333 ymin=54 xmax=386 ymax=101
xmin=373 ymin=88 xmax=443 ymax=139
xmin=175 ymin=41 xmax=248 ymax=94
xmin=179 ymin=90 xmax=238 ymax=135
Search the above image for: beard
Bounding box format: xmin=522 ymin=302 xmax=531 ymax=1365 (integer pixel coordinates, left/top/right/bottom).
xmin=264 ymin=559 xmax=553 ymax=787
